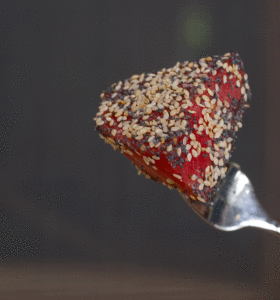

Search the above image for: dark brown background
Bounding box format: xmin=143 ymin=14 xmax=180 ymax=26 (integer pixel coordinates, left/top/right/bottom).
xmin=0 ymin=0 xmax=279 ymax=298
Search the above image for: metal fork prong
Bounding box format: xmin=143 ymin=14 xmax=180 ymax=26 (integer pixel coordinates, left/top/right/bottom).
xmin=180 ymin=163 xmax=280 ymax=236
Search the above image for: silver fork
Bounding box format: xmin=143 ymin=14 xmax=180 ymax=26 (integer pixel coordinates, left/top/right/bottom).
xmin=181 ymin=163 xmax=280 ymax=236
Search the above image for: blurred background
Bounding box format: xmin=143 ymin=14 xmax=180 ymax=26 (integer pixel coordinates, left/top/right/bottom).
xmin=0 ymin=0 xmax=279 ymax=299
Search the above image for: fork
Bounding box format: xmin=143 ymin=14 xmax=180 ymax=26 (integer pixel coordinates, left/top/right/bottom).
xmin=181 ymin=163 xmax=280 ymax=236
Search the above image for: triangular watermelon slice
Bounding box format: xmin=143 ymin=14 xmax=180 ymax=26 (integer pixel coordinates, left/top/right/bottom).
xmin=94 ymin=52 xmax=251 ymax=204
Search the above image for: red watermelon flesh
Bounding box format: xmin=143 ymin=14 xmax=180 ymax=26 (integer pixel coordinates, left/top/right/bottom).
xmin=94 ymin=52 xmax=251 ymax=204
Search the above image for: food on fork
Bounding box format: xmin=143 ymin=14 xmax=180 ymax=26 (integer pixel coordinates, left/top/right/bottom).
xmin=94 ymin=52 xmax=251 ymax=204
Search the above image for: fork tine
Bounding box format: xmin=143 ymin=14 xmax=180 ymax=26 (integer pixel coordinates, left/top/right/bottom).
xmin=180 ymin=163 xmax=280 ymax=236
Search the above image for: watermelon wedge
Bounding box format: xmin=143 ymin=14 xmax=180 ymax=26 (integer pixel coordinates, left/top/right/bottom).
xmin=94 ymin=52 xmax=251 ymax=204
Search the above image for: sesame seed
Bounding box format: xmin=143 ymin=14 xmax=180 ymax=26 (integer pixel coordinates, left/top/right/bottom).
xmin=205 ymin=167 xmax=210 ymax=175
xmin=166 ymin=178 xmax=175 ymax=184
xmin=212 ymin=70 xmax=217 ymax=76
xmin=214 ymin=144 xmax=219 ymax=151
xmin=177 ymin=148 xmax=182 ymax=156
xmin=220 ymin=167 xmax=227 ymax=176
xmin=170 ymin=109 xmax=177 ymax=116
xmin=146 ymin=107 xmax=152 ymax=114
xmin=96 ymin=120 xmax=104 ymax=126
xmin=125 ymin=149 xmax=134 ymax=156
xmin=204 ymin=180 xmax=211 ymax=187
xmin=214 ymin=130 xmax=222 ymax=139
xmin=163 ymin=112 xmax=169 ymax=119
xmin=181 ymin=120 xmax=187 ymax=127
xmin=187 ymin=153 xmax=192 ymax=161
xmin=192 ymin=149 xmax=198 ymax=157
xmin=139 ymin=128 xmax=149 ymax=135
xmin=155 ymin=128 xmax=162 ymax=134
xmin=197 ymin=196 xmax=206 ymax=203
xmin=218 ymin=141 xmax=226 ymax=148
xmin=152 ymin=155 xmax=160 ymax=160
xmin=204 ymin=101 xmax=211 ymax=108
xmin=190 ymin=133 xmax=196 ymax=140
xmin=173 ymin=174 xmax=182 ymax=180
xmin=210 ymin=181 xmax=217 ymax=188
xmin=202 ymin=95 xmax=210 ymax=102
xmin=191 ymin=175 xmax=198 ymax=181
xmin=184 ymin=90 xmax=190 ymax=98
xmin=143 ymin=156 xmax=150 ymax=165
xmin=223 ymin=75 xmax=227 ymax=84
xmin=194 ymin=177 xmax=202 ymax=185
xmin=155 ymin=142 xmax=161 ymax=147
xmin=213 ymin=157 xmax=219 ymax=165
xmin=227 ymin=137 xmax=233 ymax=143
xmin=207 ymin=88 xmax=214 ymax=96
xmin=216 ymin=60 xmax=223 ymax=67
xmin=217 ymin=99 xmax=223 ymax=107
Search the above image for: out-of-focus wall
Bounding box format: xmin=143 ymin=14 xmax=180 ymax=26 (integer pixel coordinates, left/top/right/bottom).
xmin=0 ymin=0 xmax=278 ymax=297
xmin=260 ymin=0 xmax=280 ymax=297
